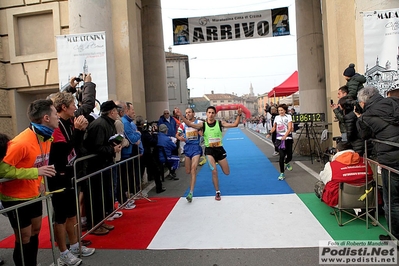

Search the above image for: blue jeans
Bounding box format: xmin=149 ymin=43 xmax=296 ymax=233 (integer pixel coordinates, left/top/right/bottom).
xmin=381 ymin=168 xmax=399 ymax=239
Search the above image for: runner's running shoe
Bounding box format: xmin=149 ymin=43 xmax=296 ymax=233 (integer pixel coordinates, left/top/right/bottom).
xmin=215 ymin=192 xmax=221 ymax=201
xmin=278 ymin=173 xmax=285 ymax=180
xmin=186 ymin=192 xmax=193 ymax=203
xmin=285 ymin=163 xmax=293 ymax=171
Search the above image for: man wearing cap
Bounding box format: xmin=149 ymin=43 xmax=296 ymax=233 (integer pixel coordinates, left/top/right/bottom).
xmin=84 ymin=100 xmax=122 ymax=235
xmin=157 ymin=124 xmax=180 ymax=180
xmin=343 ymin=63 xmax=366 ymax=100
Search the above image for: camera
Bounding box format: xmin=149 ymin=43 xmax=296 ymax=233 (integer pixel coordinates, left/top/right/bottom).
xmin=74 ymin=73 xmax=84 ymax=82
xmin=144 ymin=121 xmax=158 ymax=132
xmin=325 ymin=146 xmax=337 ymax=155
xmin=348 ymin=100 xmax=362 ymax=114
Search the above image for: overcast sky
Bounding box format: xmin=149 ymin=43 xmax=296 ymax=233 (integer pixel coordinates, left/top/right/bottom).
xmin=161 ymin=0 xmax=298 ymax=98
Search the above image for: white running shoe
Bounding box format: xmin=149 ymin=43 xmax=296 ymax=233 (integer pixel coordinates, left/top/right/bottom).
xmin=70 ymin=245 xmax=96 ymax=257
xmin=123 ymin=201 xmax=136 ymax=210
xmin=59 ymin=250 xmax=82 ymax=266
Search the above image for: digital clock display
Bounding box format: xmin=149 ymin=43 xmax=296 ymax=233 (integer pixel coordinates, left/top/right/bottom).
xmin=291 ymin=113 xmax=325 ymax=123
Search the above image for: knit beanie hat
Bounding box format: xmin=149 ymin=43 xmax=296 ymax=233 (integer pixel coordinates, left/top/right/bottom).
xmin=343 ymin=63 xmax=356 ymax=77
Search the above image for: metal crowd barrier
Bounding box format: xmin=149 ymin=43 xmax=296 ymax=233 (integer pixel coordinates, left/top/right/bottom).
xmin=0 ymin=189 xmax=58 ymax=265
xmin=72 ymin=147 xmax=148 ymax=244
xmin=0 ymin=146 xmax=147 ymax=265
xmin=364 ymin=139 xmax=399 ymax=241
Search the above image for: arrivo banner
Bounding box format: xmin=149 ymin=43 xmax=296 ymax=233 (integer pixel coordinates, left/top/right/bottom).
xmin=173 ymin=7 xmax=289 ymax=45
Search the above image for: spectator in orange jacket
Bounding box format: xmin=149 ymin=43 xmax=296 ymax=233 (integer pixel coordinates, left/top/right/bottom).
xmin=0 ymin=99 xmax=58 ymax=266
xmin=314 ymin=142 xmax=373 ymax=207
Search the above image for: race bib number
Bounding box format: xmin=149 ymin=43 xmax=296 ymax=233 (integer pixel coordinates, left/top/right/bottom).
xmin=277 ymin=124 xmax=286 ymax=132
xmin=186 ymin=127 xmax=198 ymax=140
xmin=209 ymin=137 xmax=221 ymax=147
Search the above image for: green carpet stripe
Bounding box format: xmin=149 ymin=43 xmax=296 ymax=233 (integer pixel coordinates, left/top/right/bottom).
xmin=297 ymin=193 xmax=387 ymax=241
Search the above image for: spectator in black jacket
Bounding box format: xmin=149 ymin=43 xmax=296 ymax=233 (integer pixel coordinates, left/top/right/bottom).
xmin=136 ymin=117 xmax=166 ymax=193
xmin=356 ymin=86 xmax=399 ymax=241
xmin=343 ymin=63 xmax=366 ymax=100
xmin=338 ymin=96 xmax=364 ymax=155
xmin=83 ymin=100 xmax=122 ymax=235
xmin=49 ymin=92 xmax=95 ymax=265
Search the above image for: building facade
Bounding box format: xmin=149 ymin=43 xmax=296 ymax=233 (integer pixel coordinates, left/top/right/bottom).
xmin=165 ymin=51 xmax=190 ymax=112
xmin=203 ymin=92 xmax=242 ymax=120
xmin=0 ymin=0 xmax=168 ymax=136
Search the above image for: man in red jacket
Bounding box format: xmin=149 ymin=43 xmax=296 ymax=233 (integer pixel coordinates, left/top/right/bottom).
xmin=314 ymin=142 xmax=373 ymax=207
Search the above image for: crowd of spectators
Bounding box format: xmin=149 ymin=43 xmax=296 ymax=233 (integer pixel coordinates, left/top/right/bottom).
xmin=0 ymin=74 xmax=182 ymax=265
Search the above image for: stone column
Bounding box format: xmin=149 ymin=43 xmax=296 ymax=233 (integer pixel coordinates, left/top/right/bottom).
xmin=69 ymin=0 xmax=117 ymax=100
xmin=295 ymin=0 xmax=327 ymax=155
xmin=141 ymin=0 xmax=168 ymax=121
xmin=295 ymin=0 xmax=326 ymax=114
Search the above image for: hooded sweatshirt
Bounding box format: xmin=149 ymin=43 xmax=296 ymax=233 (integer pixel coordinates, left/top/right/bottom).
xmin=319 ymin=150 xmax=373 ymax=207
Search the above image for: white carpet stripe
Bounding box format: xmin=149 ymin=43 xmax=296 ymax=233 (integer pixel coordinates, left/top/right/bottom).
xmin=147 ymin=194 xmax=332 ymax=249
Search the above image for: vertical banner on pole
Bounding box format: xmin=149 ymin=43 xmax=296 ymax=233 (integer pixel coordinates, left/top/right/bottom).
xmin=363 ymin=9 xmax=399 ymax=96
xmin=56 ymin=31 xmax=108 ymax=107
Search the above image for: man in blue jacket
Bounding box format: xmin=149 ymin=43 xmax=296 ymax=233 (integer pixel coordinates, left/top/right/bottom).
xmin=121 ymin=102 xmax=141 ymax=207
xmin=158 ymin=109 xmax=177 ymax=138
xmin=157 ymin=124 xmax=180 ymax=180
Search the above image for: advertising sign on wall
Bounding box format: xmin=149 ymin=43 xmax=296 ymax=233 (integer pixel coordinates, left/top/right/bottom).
xmin=363 ymin=9 xmax=399 ymax=95
xmin=56 ymin=31 xmax=108 ymax=108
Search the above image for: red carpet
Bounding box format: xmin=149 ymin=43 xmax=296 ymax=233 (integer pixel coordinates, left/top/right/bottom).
xmin=0 ymin=197 xmax=179 ymax=250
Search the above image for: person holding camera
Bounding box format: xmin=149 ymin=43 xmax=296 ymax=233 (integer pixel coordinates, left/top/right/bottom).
xmin=337 ymin=96 xmax=365 ymax=155
xmin=63 ymin=73 xmax=97 ymax=123
xmin=330 ymin=85 xmax=349 ymax=142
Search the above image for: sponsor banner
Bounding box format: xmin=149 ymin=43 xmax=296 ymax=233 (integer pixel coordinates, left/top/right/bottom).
xmin=56 ymin=31 xmax=108 ymax=106
xmin=319 ymin=240 xmax=397 ymax=264
xmin=173 ymin=7 xmax=289 ymax=45
xmin=363 ymin=9 xmax=399 ymax=96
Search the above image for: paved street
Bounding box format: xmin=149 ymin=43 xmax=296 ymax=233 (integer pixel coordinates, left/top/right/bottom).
xmin=0 ymin=126 xmax=335 ymax=266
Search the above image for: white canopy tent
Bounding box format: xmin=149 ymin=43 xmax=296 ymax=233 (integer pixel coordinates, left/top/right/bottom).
xmin=278 ymin=91 xmax=299 ymax=105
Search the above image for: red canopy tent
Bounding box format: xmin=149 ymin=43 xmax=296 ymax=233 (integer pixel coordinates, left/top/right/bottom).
xmin=268 ymin=71 xmax=298 ymax=98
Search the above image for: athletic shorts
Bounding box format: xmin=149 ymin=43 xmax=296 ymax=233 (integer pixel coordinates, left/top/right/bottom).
xmin=2 ymin=200 xmax=42 ymax=229
xmin=184 ymin=144 xmax=202 ymax=159
xmin=205 ymin=146 xmax=227 ymax=162
xmin=51 ymin=188 xmax=77 ymax=224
